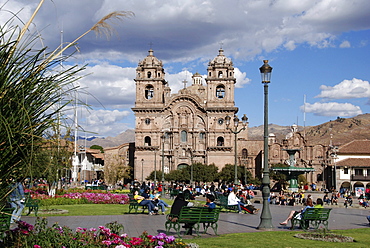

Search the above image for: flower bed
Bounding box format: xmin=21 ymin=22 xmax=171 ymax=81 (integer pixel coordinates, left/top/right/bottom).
xmin=2 ymin=218 xmax=196 ymax=247
xmin=29 ymin=191 xmax=130 ymax=206
xmin=294 ymin=232 xmax=354 ymax=242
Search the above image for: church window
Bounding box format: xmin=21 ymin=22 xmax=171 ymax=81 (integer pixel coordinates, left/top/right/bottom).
xmin=181 ymin=130 xmax=187 ymax=142
xmin=217 ymin=137 xmax=224 ymax=146
xmin=144 ymin=136 xmax=151 ymax=146
xmin=158 ymin=72 xmax=161 ymax=77
xmin=145 ymin=118 xmax=151 ymax=125
xmin=216 ymin=85 xmax=225 ymax=98
xmin=344 ymin=168 xmax=349 ymax=174
xmin=147 ymin=71 xmax=152 ymax=78
xmin=230 ymin=72 xmax=232 ymax=76
xmin=199 ymin=132 xmax=205 ymax=140
xmin=209 ymin=72 xmax=212 ymax=77
xmin=145 ymin=85 xmax=154 ymax=99
xmin=218 ymin=71 xmax=223 ymax=78
xmin=242 ymin=149 xmax=248 ymax=159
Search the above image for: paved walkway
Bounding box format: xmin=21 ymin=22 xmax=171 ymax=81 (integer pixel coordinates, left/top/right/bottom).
xmin=22 ymin=202 xmax=370 ymax=238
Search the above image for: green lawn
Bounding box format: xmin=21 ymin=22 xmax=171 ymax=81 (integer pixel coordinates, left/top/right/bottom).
xmin=37 ymin=204 xmax=129 ymax=216
xmin=191 ymin=229 xmax=370 ymax=248
xmin=36 ymin=198 xmax=175 ymax=216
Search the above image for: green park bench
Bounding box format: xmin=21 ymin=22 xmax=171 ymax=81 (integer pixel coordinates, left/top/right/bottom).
xmin=214 ymin=194 xmax=239 ymax=212
xmin=25 ymin=194 xmax=39 ymax=216
xmin=165 ymin=206 xmax=221 ymax=238
xmin=291 ymin=208 xmax=332 ymax=230
xmin=127 ymin=194 xmax=148 ymax=214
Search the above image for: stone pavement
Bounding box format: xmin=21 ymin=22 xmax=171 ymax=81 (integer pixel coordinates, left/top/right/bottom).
xmin=22 ymin=202 xmax=370 ymax=238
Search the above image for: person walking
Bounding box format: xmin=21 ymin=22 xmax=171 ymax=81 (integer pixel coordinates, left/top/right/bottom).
xmin=8 ymin=178 xmax=25 ymax=224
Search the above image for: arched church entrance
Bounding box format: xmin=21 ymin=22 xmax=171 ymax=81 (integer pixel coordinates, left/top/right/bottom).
xmin=177 ymin=163 xmax=189 ymax=170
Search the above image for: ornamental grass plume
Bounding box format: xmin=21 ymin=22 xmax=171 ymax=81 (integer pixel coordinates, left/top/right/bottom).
xmin=0 ymin=0 xmax=133 ymax=209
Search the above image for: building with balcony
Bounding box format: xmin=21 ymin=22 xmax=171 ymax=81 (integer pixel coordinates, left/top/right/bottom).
xmin=335 ymin=140 xmax=370 ymax=196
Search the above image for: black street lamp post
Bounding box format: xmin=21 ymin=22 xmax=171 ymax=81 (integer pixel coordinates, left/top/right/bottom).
xmin=225 ymin=114 xmax=248 ymax=185
xmin=161 ymin=134 xmax=165 ymax=195
xmin=154 ymin=151 xmax=157 ymax=188
xmin=257 ymin=60 xmax=274 ymax=230
xmin=141 ymin=159 xmax=144 ymax=183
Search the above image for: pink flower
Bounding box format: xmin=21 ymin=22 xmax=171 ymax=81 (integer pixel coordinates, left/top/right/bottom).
xmin=34 ymin=245 xmax=41 ymax=248
xmin=102 ymin=240 xmax=112 ymax=246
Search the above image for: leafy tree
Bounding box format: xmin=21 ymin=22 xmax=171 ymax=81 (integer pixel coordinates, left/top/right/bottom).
xmin=146 ymin=170 xmax=163 ymax=182
xmin=183 ymin=163 xmax=218 ymax=182
xmin=165 ymin=169 xmax=188 ymax=182
xmin=270 ymin=163 xmax=288 ymax=181
xmin=104 ymin=154 xmax=131 ymax=185
xmin=90 ymin=145 xmax=104 ymax=153
xmin=217 ymin=164 xmax=252 ymax=183
xmin=298 ymin=174 xmax=308 ymax=186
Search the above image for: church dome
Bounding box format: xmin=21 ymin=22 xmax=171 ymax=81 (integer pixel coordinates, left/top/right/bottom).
xmin=208 ymin=49 xmax=233 ymax=67
xmin=138 ymin=49 xmax=163 ymax=67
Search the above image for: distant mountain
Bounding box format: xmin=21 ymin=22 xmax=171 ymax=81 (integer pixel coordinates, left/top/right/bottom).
xmin=303 ymin=113 xmax=370 ymax=146
xmin=249 ymin=113 xmax=370 ymax=146
xmin=248 ymin=123 xmax=303 ymax=141
xmin=78 ymin=114 xmax=370 ymax=148
xmin=77 ymin=129 xmax=135 ymax=148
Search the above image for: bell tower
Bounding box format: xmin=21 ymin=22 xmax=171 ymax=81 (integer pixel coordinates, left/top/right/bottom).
xmin=205 ymin=48 xmax=236 ymax=108
xmin=134 ymin=49 xmax=167 ymax=108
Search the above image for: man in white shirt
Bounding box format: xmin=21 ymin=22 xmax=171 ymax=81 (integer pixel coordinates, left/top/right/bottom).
xmin=228 ymin=188 xmax=245 ymax=214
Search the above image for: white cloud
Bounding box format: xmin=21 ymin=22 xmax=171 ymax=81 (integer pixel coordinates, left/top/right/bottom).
xmin=76 ymin=63 xmax=136 ymax=109
xmin=316 ymin=78 xmax=370 ymax=99
xmin=4 ymin=0 xmax=369 ymax=63
xmin=234 ymin=67 xmax=251 ymax=88
xmin=3 ymin=0 xmax=370 ymax=137
xmin=284 ymin=40 xmax=296 ymax=51
xmin=340 ymin=40 xmax=351 ymax=48
xmin=302 ymin=102 xmax=362 ymax=117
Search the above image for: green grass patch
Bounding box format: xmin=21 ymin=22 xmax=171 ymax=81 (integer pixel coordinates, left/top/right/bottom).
xmin=37 ymin=204 xmax=129 ymax=216
xmin=36 ymin=198 xmax=175 ymax=216
xmin=189 ymin=229 xmax=370 ymax=248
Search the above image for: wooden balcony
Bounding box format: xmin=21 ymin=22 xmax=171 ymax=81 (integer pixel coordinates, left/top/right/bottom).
xmin=351 ymin=175 xmax=370 ymax=181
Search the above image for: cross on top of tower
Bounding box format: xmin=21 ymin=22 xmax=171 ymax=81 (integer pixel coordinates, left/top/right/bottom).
xmin=182 ymin=79 xmax=188 ymax=89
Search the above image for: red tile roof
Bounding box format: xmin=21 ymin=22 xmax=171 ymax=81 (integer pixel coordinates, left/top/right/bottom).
xmin=336 ymin=158 xmax=370 ymax=167
xmin=338 ymin=140 xmax=370 ymax=154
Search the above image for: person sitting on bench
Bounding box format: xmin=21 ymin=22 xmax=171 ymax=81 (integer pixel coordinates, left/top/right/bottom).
xmin=279 ymin=198 xmax=314 ymax=226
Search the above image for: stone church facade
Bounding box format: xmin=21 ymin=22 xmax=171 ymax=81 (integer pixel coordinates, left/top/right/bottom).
xmin=131 ymin=49 xmax=252 ymax=181
xmin=129 ymin=49 xmax=333 ymax=189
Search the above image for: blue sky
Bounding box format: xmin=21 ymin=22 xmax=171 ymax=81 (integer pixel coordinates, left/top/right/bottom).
xmin=2 ymin=0 xmax=370 ymax=138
